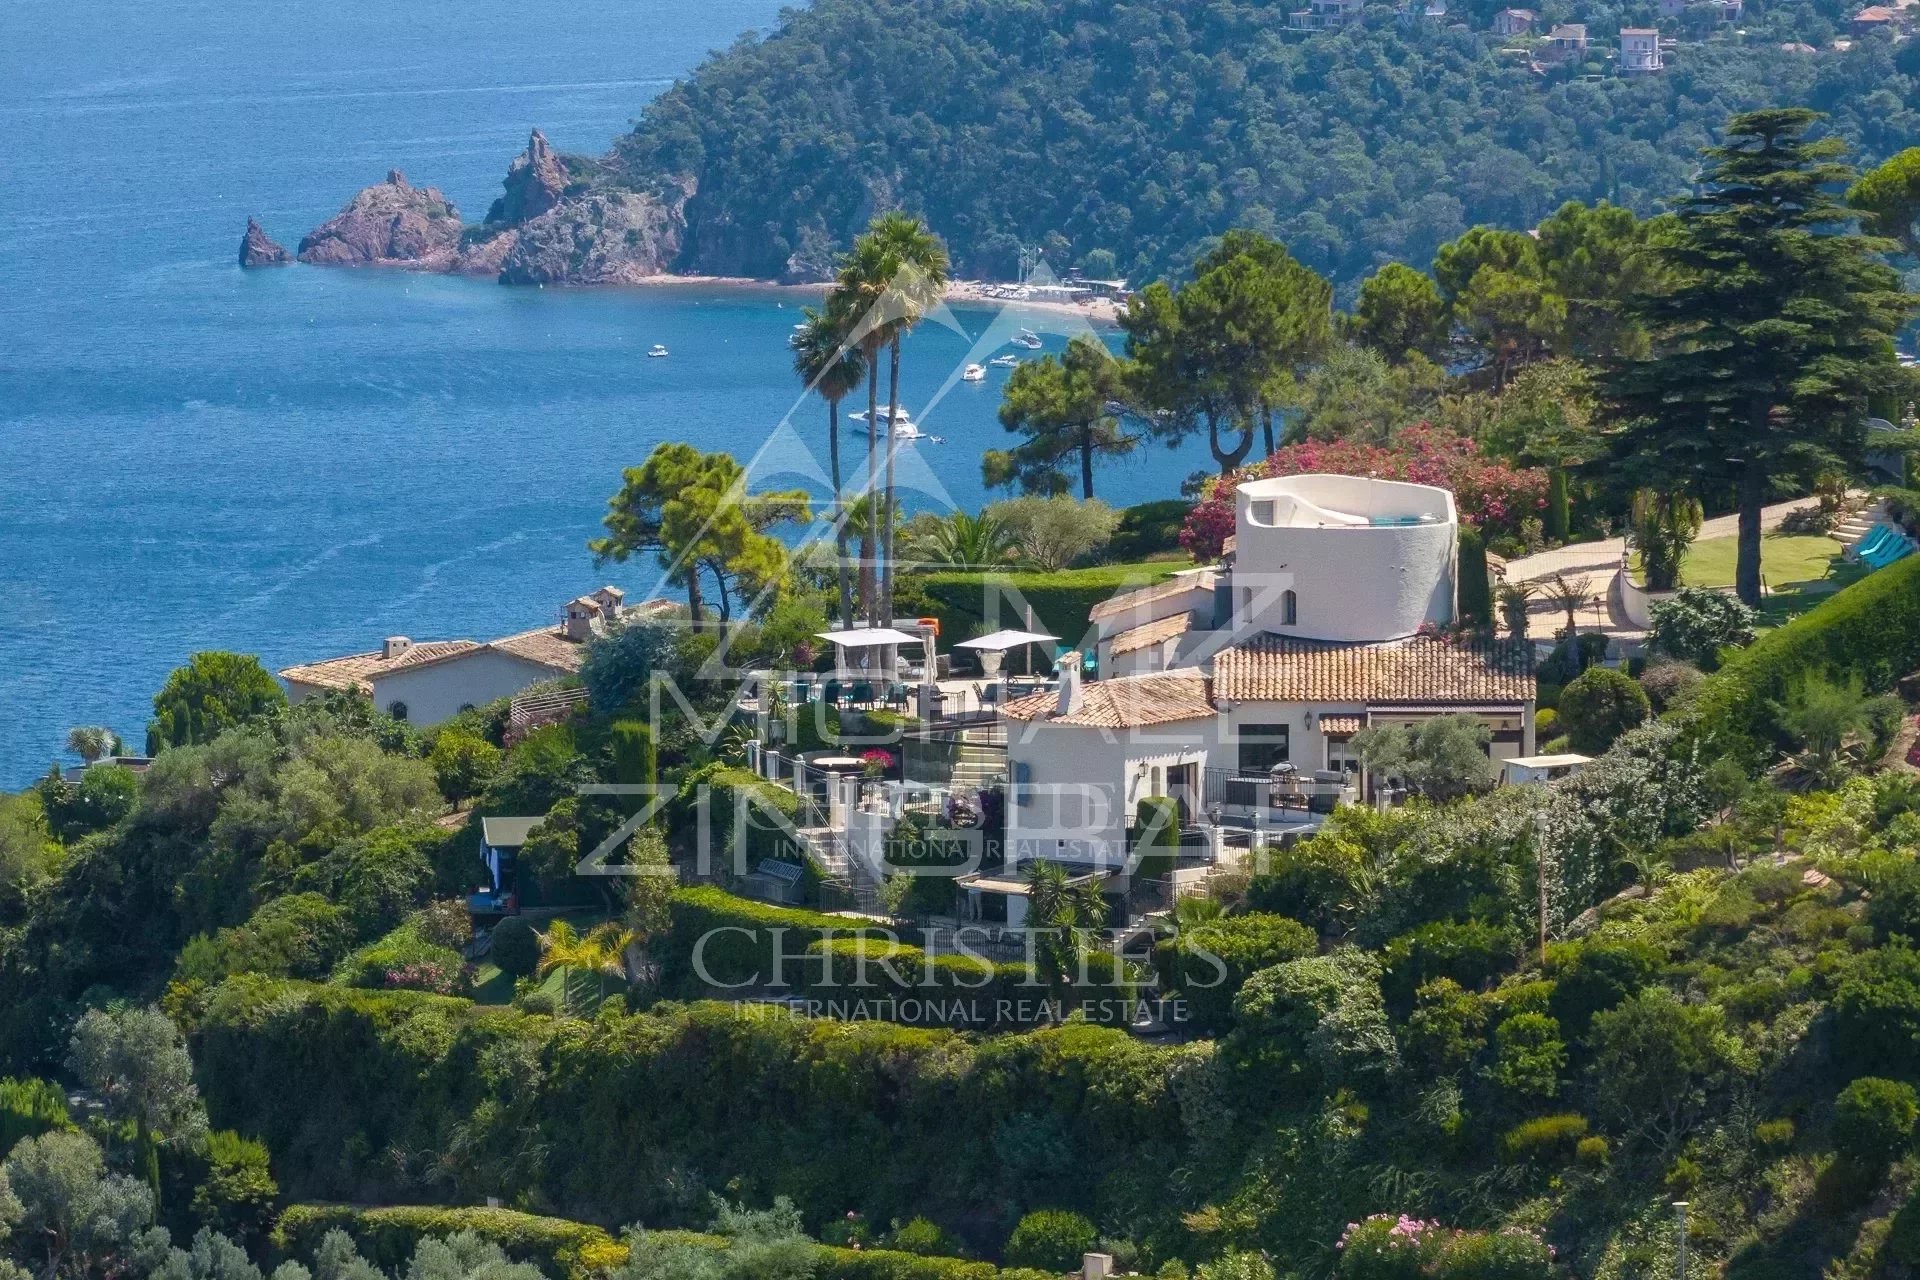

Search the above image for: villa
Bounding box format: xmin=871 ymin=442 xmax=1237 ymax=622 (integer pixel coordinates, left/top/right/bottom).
xmin=1619 ymin=28 xmax=1664 ymax=72
xmin=979 ymin=474 xmax=1536 ymax=921
xmin=1493 ymin=8 xmax=1536 ymax=35
xmin=280 ymin=587 xmax=653 ymax=724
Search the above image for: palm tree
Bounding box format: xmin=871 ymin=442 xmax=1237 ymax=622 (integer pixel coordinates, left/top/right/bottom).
xmin=790 ymin=306 xmax=867 ymax=627
xmin=65 ymin=726 xmax=119 ymax=764
xmin=917 ymin=510 xmax=1017 ymax=569
xmin=868 ymin=213 xmax=950 ymax=626
xmin=830 ymin=236 xmax=896 ymax=625
xmin=1024 ymin=861 xmax=1111 ymax=1009
xmin=1627 ymin=489 xmax=1704 ymax=591
xmin=1496 ymin=582 xmax=1537 ymax=643
xmin=537 ymin=919 xmax=638 ymax=1014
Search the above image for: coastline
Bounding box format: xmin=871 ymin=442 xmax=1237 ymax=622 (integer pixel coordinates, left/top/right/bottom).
xmin=539 ymin=272 xmax=1122 ymax=324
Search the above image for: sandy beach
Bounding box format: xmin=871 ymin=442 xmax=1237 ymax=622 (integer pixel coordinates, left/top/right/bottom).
xmin=619 ymin=274 xmax=1123 ymax=324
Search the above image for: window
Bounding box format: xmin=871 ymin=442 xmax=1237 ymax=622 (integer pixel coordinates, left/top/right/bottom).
xmin=386 ymin=700 xmax=409 ymax=722
xmin=1237 ymin=722 xmax=1291 ymax=774
xmin=1280 ymin=589 xmax=1297 ymax=626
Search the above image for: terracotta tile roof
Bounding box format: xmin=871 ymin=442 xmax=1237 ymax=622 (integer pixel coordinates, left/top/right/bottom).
xmin=1319 ymin=714 xmax=1364 ymax=734
xmin=279 ymin=640 xmax=480 ymax=693
xmin=487 ymin=626 xmax=589 ymax=673
xmin=1087 ymin=571 xmax=1215 ymax=623
xmin=1108 ymin=611 xmax=1195 ymax=657
xmin=1000 ymin=670 xmax=1217 ymax=728
xmin=1214 ymin=635 xmax=1535 ymax=704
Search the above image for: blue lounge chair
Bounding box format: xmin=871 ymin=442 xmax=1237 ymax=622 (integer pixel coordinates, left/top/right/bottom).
xmin=1851 ymin=524 xmax=1897 ymax=561
xmin=1863 ymin=536 xmax=1915 ymax=570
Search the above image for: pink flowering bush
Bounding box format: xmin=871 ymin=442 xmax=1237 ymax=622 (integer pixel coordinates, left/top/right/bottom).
xmin=1336 ymin=1216 xmax=1554 ymax=1280
xmin=1181 ymin=425 xmax=1550 ymax=561
xmin=859 ymin=748 xmax=895 ymax=777
xmin=382 ymin=959 xmax=464 ymax=995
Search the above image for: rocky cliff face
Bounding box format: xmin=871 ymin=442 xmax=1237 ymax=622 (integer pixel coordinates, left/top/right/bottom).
xmin=292 ymin=140 xmax=691 ymax=285
xmin=238 ymin=218 xmax=291 ymax=268
xmin=297 ymin=171 xmax=464 ymax=270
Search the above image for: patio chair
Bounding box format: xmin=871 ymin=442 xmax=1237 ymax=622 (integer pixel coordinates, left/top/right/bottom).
xmin=1864 ymin=536 xmax=1916 ymax=570
xmin=1848 ymin=524 xmax=1896 ymax=562
xmin=822 ymin=679 xmax=841 ymax=709
xmin=885 ymin=682 xmax=909 ymax=710
xmin=852 ymin=681 xmax=875 ymax=708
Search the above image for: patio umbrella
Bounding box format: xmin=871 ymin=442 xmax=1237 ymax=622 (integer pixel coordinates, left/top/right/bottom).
xmin=954 ymin=628 xmax=1060 ymax=677
xmin=815 ymin=627 xmax=929 ymax=680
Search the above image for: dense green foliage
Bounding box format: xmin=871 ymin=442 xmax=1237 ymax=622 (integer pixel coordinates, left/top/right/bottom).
xmin=607 ymin=0 xmax=1920 ymax=286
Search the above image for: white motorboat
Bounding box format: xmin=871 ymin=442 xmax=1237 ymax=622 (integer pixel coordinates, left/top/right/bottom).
xmin=962 ymin=363 xmax=986 ymax=382
xmin=847 ymin=406 xmax=940 ymax=442
xmin=1012 ymin=328 xmax=1043 ymax=349
xmin=988 ymin=354 xmax=1020 ymax=368
xmin=647 ymin=344 xmax=670 ymax=358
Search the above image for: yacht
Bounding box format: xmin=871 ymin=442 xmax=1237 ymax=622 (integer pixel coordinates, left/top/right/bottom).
xmin=847 ymin=406 xmax=939 ymax=442
xmin=988 ymin=354 xmax=1021 ymax=368
xmin=1012 ymin=328 xmax=1043 ymax=349
xmin=962 ymin=363 xmax=986 ymax=382
xmin=647 ymin=344 xmax=669 ymax=358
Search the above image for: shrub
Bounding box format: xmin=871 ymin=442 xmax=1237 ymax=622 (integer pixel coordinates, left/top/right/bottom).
xmin=1649 ymin=588 xmax=1758 ymax=669
xmin=1833 ymin=942 xmax=1920 ymax=1076
xmin=331 ymin=914 xmax=467 ymax=994
xmin=1458 ymin=526 xmax=1492 ymax=629
xmin=918 ymin=563 xmax=1179 ymax=654
xmin=1133 ymin=796 xmax=1180 ymax=884
xmin=273 ymin=1204 xmax=622 ymax=1280
xmin=1402 ymin=979 xmax=1489 ymax=1074
xmin=1543 ymin=938 xmax=1663 ymax=1036
xmin=1639 ymin=660 xmax=1705 ymax=713
xmin=1335 ymin=1215 xmax=1442 ymax=1280
xmin=1247 ymin=834 xmax=1373 ymax=935
xmin=988 ymin=496 xmax=1122 ymax=570
xmin=1688 ymin=555 xmax=1920 ymax=764
xmin=1431 ymin=1228 xmax=1553 ymax=1280
xmin=1500 ymin=1112 xmax=1589 ymax=1162
xmin=1230 ymin=948 xmax=1397 ymax=1094
xmin=1159 ymin=913 xmax=1317 ymax=1034
xmin=1753 ymin=1119 xmax=1795 ymax=1151
xmin=1557 ymin=667 xmax=1650 ymax=754
xmin=177 ymin=893 xmax=356 ymax=984
xmin=192 ymin=1130 xmax=278 ymax=1240
xmin=1492 ymin=1012 xmax=1566 ymax=1101
xmin=1834 ymin=1077 xmax=1919 ymax=1168
xmin=331 ymin=823 xmax=441 ymax=937
xmin=0 ymin=1076 xmax=71 ymax=1152
xmin=429 ymin=730 xmax=503 ymax=804
xmin=1003 ymin=1210 xmax=1097 ymax=1272
xmin=491 ymin=917 xmax=542 ymax=978
xmin=1108 ymin=499 xmax=1192 ymax=561
xmin=1575 ymin=1135 xmax=1611 ymax=1167
xmin=886 ymin=1218 xmax=955 ymax=1258
xmin=1380 ymin=920 xmax=1515 ymax=1013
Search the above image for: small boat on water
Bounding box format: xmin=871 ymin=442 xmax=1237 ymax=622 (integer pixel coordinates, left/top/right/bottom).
xmin=988 ymin=354 xmax=1020 ymax=368
xmin=647 ymin=344 xmax=670 ymax=358
xmin=847 ymin=407 xmax=941 ymax=442
xmin=1011 ymin=328 xmax=1043 ymax=349
xmin=962 ymin=363 xmax=986 ymax=382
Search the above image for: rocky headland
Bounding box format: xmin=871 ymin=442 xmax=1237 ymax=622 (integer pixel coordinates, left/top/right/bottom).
xmin=238 ymin=218 xmax=291 ymax=268
xmin=290 ymin=131 xmax=691 ymax=286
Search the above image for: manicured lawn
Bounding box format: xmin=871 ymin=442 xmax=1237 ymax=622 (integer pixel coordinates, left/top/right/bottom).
xmin=1678 ymin=532 xmax=1869 ymax=627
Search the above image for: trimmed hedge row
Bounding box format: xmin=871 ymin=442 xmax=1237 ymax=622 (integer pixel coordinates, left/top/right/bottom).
xmin=663 ymin=886 xmax=889 ymax=992
xmin=915 ymin=563 xmax=1181 ymax=655
xmin=1687 ymin=554 xmax=1920 ymax=764
xmin=273 ymin=1205 xmax=624 ymax=1280
xmin=805 ymin=937 xmax=1133 ymax=1028
xmin=189 ymin=977 xmax=1204 ymax=1235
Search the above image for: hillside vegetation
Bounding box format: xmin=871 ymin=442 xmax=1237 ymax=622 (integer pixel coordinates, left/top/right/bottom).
xmin=603 ymin=0 xmax=1920 ymax=283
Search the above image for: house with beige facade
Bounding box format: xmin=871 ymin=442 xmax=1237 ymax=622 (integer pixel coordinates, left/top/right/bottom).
xmin=280 ymin=587 xmax=648 ymax=725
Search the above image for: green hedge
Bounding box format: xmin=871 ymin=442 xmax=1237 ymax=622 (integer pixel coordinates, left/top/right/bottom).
xmin=664 ymin=886 xmax=889 ymax=993
xmin=917 ymin=563 xmax=1182 ymax=656
xmin=1687 ymin=554 xmax=1920 ymax=765
xmin=189 ymin=977 xmax=1200 ymax=1236
xmin=805 ymin=937 xmax=1132 ymax=1028
xmin=273 ymin=1204 xmax=623 ymax=1280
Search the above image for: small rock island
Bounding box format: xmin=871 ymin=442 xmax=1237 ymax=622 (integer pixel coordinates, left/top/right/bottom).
xmin=237 ymin=217 xmax=291 ymax=268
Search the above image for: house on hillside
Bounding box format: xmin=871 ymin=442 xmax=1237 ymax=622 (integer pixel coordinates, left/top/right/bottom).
xmin=281 ymin=587 xmax=645 ymax=725
xmin=1493 ymin=8 xmax=1536 ymax=35
xmin=1619 ymin=27 xmax=1664 ymax=70
xmin=979 ymin=474 xmax=1537 ymax=925
xmin=1289 ymin=0 xmax=1364 ymax=30
xmin=1544 ymin=22 xmax=1590 ymax=57
xmin=1852 ymin=4 xmax=1906 ymax=33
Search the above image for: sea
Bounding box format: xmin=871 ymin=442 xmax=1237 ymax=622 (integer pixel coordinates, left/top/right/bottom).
xmin=0 ymin=0 xmax=1210 ymax=784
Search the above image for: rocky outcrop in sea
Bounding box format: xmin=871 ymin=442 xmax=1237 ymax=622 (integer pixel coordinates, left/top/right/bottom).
xmin=296 ymin=170 xmax=464 ymax=270
xmin=292 ymin=132 xmax=689 ymax=286
xmin=238 ymin=218 xmax=291 ymax=267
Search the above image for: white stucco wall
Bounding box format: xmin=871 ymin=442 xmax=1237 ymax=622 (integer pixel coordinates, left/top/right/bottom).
xmin=368 ymin=650 xmax=567 ymax=726
xmin=1232 ymin=475 xmax=1458 ymax=642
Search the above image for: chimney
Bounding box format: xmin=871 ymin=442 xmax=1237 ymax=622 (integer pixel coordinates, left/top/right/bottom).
xmin=563 ymin=600 xmax=597 ymax=642
xmin=1056 ymin=652 xmax=1084 ymax=717
xmin=592 ymin=585 xmax=625 ymax=621
xmin=382 ymin=636 xmax=412 ymax=660
xmin=1081 ymin=1255 xmax=1114 ymax=1280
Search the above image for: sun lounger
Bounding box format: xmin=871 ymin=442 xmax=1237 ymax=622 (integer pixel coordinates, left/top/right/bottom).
xmin=1861 ymin=534 xmax=1914 ymax=570
xmin=1850 ymin=524 xmax=1896 ymax=561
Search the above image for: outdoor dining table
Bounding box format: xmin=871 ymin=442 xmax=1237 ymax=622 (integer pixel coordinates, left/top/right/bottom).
xmin=812 ymin=756 xmax=865 ymax=772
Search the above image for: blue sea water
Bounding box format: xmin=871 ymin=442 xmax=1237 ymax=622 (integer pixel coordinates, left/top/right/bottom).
xmin=0 ymin=0 xmax=1207 ymax=784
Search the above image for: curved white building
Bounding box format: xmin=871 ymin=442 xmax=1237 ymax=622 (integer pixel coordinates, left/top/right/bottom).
xmin=1231 ymin=473 xmax=1458 ymax=642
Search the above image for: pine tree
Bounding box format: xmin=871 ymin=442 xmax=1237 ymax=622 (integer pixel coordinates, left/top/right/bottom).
xmin=1607 ymin=109 xmax=1911 ymax=606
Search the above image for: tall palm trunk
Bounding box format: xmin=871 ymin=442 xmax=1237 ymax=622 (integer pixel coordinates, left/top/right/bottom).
xmin=862 ymin=357 xmax=880 ymax=625
xmin=881 ymin=334 xmax=903 ymax=627
xmin=828 ymin=398 xmax=852 ymax=628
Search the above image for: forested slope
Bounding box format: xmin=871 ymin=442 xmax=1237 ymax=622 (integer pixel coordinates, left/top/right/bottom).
xmin=606 ymin=0 xmax=1920 ymax=285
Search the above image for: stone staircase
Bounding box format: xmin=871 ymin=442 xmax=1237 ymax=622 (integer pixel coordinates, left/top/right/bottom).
xmin=949 ymin=740 xmax=1007 ymax=793
xmin=801 ymin=825 xmax=880 ymax=912
xmin=1832 ymin=497 xmax=1888 ymax=547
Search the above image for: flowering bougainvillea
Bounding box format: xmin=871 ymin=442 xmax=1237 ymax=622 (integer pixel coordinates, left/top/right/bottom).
xmin=1180 ymin=424 xmax=1550 ymax=561
xmin=383 ymin=960 xmax=463 ymax=995
xmin=1334 ymin=1214 xmax=1555 ymax=1280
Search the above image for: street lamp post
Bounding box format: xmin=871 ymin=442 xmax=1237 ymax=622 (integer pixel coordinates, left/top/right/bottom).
xmin=1673 ymin=1200 xmax=1689 ymax=1280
